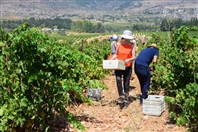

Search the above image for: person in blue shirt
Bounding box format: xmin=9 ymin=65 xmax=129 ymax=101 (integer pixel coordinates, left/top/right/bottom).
xmin=109 ymin=34 xmax=119 ymax=55
xmin=134 ymin=44 xmax=159 ymax=104
xmin=108 ymin=34 xmax=119 ymax=76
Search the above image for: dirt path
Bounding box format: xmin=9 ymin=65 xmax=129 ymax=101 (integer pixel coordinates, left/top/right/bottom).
xmin=66 ymin=73 xmax=188 ymax=132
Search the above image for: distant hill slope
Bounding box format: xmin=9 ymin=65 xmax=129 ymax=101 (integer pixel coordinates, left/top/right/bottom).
xmin=1 ymin=0 xmax=197 ymax=23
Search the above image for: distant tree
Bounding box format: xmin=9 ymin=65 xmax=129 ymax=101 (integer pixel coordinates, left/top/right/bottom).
xmin=174 ymin=18 xmax=183 ymax=28
xmin=133 ymin=24 xmax=141 ymax=31
xmin=95 ymin=23 xmax=105 ymax=33
xmin=71 ymin=20 xmax=83 ymax=32
xmin=71 ymin=20 xmax=104 ymax=33
xmin=160 ymin=18 xmax=197 ymax=31
xmin=83 ymin=20 xmax=94 ymax=33
xmin=160 ymin=18 xmax=175 ymax=31
xmin=188 ymin=17 xmax=198 ymax=26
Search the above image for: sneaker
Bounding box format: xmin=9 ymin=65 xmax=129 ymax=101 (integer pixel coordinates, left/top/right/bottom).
xmin=117 ymin=96 xmax=124 ymax=104
xmin=123 ymin=101 xmax=129 ymax=108
xmin=140 ymin=95 xmax=148 ymax=105
xmin=124 ymin=93 xmax=129 ymax=102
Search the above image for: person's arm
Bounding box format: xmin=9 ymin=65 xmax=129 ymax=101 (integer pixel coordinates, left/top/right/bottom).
xmin=115 ymin=41 xmax=119 ymax=49
xmin=153 ymin=55 xmax=158 ymax=63
xmin=110 ymin=42 xmax=120 ymax=60
xmin=152 ymin=55 xmax=158 ymax=71
xmin=131 ymin=42 xmax=136 ymax=61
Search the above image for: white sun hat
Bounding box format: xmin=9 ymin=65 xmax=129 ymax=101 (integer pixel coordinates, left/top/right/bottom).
xmin=112 ymin=34 xmax=118 ymax=39
xmin=121 ymin=30 xmax=134 ymax=39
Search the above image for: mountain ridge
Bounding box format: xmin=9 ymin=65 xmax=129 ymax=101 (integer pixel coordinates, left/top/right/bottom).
xmin=1 ymin=0 xmax=197 ymax=23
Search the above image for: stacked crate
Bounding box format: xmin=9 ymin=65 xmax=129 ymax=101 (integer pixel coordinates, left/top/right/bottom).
xmin=143 ymin=95 xmax=165 ymax=116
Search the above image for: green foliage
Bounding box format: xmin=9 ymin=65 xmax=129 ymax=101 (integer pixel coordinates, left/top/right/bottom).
xmin=160 ymin=18 xmax=198 ymax=31
xmin=2 ymin=17 xmax=73 ymax=30
xmin=71 ymin=20 xmax=105 ymax=33
xmin=133 ymin=24 xmax=156 ymax=31
xmin=165 ymin=83 xmax=198 ymax=130
xmin=50 ymin=33 xmax=102 ymax=44
xmin=2 ymin=21 xmax=197 ymax=131
xmin=150 ymin=26 xmax=198 ymax=131
xmin=0 ymin=22 xmax=110 ymax=131
xmin=0 ymin=28 xmax=8 ymax=41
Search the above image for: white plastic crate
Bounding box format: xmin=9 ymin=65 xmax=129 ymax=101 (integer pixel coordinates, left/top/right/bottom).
xmin=143 ymin=95 xmax=165 ymax=116
xmin=103 ymin=60 xmax=126 ymax=70
xmin=86 ymin=88 xmax=102 ymax=101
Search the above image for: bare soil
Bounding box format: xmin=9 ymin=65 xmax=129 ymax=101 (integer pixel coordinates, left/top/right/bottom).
xmin=59 ymin=72 xmax=188 ymax=132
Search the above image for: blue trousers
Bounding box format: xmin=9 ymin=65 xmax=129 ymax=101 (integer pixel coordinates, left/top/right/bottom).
xmin=134 ymin=63 xmax=150 ymax=99
xmin=115 ymin=66 xmax=132 ymax=96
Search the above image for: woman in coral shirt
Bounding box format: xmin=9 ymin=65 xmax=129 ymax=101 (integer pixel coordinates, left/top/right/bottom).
xmin=110 ymin=30 xmax=136 ymax=108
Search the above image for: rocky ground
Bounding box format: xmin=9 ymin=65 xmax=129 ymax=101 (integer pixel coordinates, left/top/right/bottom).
xmin=53 ymin=72 xmax=188 ymax=132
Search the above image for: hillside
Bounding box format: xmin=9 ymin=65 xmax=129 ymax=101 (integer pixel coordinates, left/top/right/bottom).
xmin=1 ymin=0 xmax=197 ymax=23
